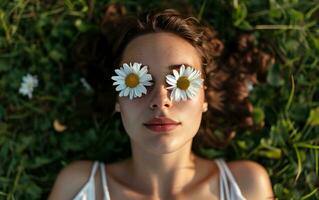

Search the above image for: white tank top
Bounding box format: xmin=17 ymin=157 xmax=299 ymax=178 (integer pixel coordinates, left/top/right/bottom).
xmin=72 ymin=159 xmax=246 ymax=200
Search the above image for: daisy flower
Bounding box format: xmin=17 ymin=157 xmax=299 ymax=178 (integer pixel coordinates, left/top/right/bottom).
xmin=111 ymin=62 xmax=153 ymax=100
xmin=166 ymin=65 xmax=203 ymax=101
xmin=18 ymin=73 xmax=39 ymax=99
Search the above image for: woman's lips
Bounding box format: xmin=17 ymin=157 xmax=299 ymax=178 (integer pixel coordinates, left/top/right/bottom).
xmin=143 ymin=117 xmax=181 ymax=132
xmin=144 ymin=124 xmax=180 ymax=132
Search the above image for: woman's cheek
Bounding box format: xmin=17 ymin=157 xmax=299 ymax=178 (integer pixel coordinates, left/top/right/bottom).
xmin=120 ymin=99 xmax=146 ymax=121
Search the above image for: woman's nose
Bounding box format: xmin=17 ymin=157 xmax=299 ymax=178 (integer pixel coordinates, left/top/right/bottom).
xmin=149 ymin=85 xmax=172 ymax=110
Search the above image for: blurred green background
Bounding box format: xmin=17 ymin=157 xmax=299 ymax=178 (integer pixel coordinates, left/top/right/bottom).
xmin=0 ymin=0 xmax=319 ymax=199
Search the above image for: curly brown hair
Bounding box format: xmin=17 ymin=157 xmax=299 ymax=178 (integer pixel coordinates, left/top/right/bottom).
xmin=72 ymin=4 xmax=275 ymax=151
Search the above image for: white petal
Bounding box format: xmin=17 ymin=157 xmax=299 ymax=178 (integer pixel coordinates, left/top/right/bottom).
xmin=124 ymin=87 xmax=130 ymax=96
xmin=183 ymin=67 xmax=191 ymax=77
xmin=19 ymin=87 xmax=28 ymax=95
xmin=134 ymin=87 xmax=142 ymax=97
xmin=180 ymin=65 xmax=185 ymax=76
xmin=123 ymin=64 xmax=132 ymax=74
xmin=194 ymin=71 xmax=202 ymax=80
xmin=166 ymin=85 xmax=175 ymax=90
xmin=115 ymin=69 xmax=127 ymax=77
xmin=140 ymin=74 xmax=152 ymax=82
xmin=111 ymin=76 xmax=124 ymax=81
xmin=18 ymin=88 xmax=24 ymax=94
xmin=139 ymin=66 xmax=148 ymax=77
xmin=129 ymin=89 xmax=134 ymax=100
xmin=170 ymin=88 xmax=177 ymax=101
xmin=132 ymin=63 xmax=140 ymax=73
xmin=27 ymin=93 xmax=33 ymax=99
xmin=23 ymin=74 xmax=32 ymax=82
xmin=136 ymin=62 xmax=142 ymax=70
xmin=187 ymin=87 xmax=198 ymax=97
xmin=140 ymin=85 xmax=147 ymax=94
xmin=146 ymin=74 xmax=152 ymax=80
xmin=133 ymin=88 xmax=138 ymax=97
xmin=180 ymin=91 xmax=187 ymax=101
xmin=188 ymin=69 xmax=198 ymax=80
xmin=191 ymin=79 xmax=203 ymax=88
xmin=166 ymin=75 xmax=177 ymax=84
xmin=186 ymin=89 xmax=195 ymax=99
xmin=186 ymin=89 xmax=192 ymax=98
xmin=32 ymin=78 xmax=39 ymax=86
xmin=179 ymin=65 xmax=185 ymax=76
xmin=119 ymin=90 xmax=125 ymax=97
xmin=130 ymin=63 xmax=139 ymax=73
xmin=166 ymin=79 xmax=176 ymax=86
xmin=173 ymin=69 xmax=180 ymax=79
xmin=175 ymin=89 xmax=181 ymax=101
xmin=143 ymin=81 xmax=153 ymax=86
xmin=113 ymin=81 xmax=121 ymax=85
xmin=115 ymin=84 xmax=126 ymax=91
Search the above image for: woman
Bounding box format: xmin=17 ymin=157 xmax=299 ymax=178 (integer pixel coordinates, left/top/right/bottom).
xmin=49 ymin=7 xmax=274 ymax=200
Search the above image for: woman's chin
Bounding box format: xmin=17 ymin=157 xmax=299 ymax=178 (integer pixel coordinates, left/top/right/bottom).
xmin=138 ymin=139 xmax=192 ymax=156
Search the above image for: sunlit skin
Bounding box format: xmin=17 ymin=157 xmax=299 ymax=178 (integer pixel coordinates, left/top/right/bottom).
xmin=48 ymin=32 xmax=274 ymax=200
xmin=117 ymin=32 xmax=207 ymax=155
xmin=113 ymin=32 xmax=209 ymax=198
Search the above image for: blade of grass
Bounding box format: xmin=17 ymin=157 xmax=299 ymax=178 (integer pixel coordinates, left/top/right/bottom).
xmin=233 ymin=0 xmax=238 ymax=9
xmin=6 ymin=165 xmax=22 ymax=200
xmin=64 ymin=0 xmax=74 ymax=11
xmin=197 ymin=0 xmax=207 ymax=21
xmin=255 ymin=24 xmax=305 ymax=30
xmin=295 ymin=143 xmax=319 ymax=149
xmin=0 ymin=191 xmax=7 ymax=196
xmin=316 ymin=149 xmax=318 ymax=176
xmin=0 ymin=10 xmax=12 ymax=43
xmin=285 ymin=74 xmax=295 ymax=112
xmin=293 ymin=144 xmax=302 ymax=181
xmin=301 ymin=188 xmax=318 ymax=200
xmin=275 ymin=164 xmax=289 ymax=176
xmin=305 ymin=3 xmax=319 ymax=19
xmin=19 ymin=100 xmax=45 ymax=115
xmin=8 ymin=0 xmax=30 ymax=38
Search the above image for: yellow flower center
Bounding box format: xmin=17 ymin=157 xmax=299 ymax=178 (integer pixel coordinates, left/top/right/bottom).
xmin=177 ymin=76 xmax=190 ymax=90
xmin=125 ymin=73 xmax=139 ymax=88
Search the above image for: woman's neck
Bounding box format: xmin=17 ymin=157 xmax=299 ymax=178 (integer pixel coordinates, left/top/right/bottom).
xmin=128 ymin=141 xmax=197 ymax=198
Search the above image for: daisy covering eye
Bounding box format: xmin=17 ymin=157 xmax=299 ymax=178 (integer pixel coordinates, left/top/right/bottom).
xmin=111 ymin=62 xmax=153 ymax=100
xmin=166 ymin=65 xmax=203 ymax=101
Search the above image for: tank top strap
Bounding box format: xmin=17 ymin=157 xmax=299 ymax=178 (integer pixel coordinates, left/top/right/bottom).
xmin=219 ymin=159 xmax=243 ymax=198
xmin=215 ymin=159 xmax=246 ymax=200
xmin=89 ymin=161 xmax=99 ymax=180
xmin=99 ymin=162 xmax=111 ymax=200
xmin=216 ymin=159 xmax=229 ymax=200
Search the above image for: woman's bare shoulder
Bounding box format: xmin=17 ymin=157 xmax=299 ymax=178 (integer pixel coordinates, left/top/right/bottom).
xmin=48 ymin=160 xmax=94 ymax=200
xmin=227 ymin=160 xmax=275 ymax=200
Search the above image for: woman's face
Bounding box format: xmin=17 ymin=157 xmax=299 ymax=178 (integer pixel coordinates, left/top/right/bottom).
xmin=116 ymin=32 xmax=208 ymax=155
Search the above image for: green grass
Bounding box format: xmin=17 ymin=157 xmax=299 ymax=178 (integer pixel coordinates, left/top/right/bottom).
xmin=0 ymin=0 xmax=319 ymax=199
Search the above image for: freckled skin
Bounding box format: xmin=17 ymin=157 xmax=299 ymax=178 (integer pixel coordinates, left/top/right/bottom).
xmin=117 ymin=32 xmax=207 ymax=155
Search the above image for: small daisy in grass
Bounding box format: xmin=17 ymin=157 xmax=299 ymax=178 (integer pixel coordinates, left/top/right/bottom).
xmin=111 ymin=62 xmax=153 ymax=100
xmin=18 ymin=73 xmax=39 ymax=99
xmin=166 ymin=65 xmax=203 ymax=101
